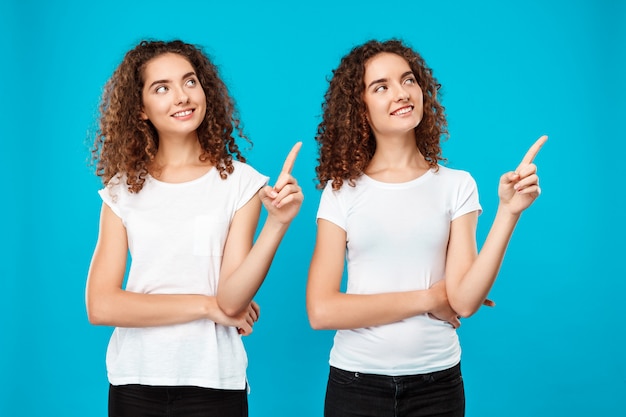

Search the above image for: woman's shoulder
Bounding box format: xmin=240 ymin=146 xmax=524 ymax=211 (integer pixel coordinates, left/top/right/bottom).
xmin=230 ymin=159 xmax=266 ymax=179
xmin=434 ymin=165 xmax=474 ymax=180
xmin=322 ymin=177 xmax=360 ymax=192
xmin=230 ymin=159 xmax=250 ymax=171
xmin=98 ymin=173 xmax=130 ymax=206
xmin=102 ymin=173 xmax=128 ymax=191
xmin=435 ymin=164 xmax=469 ymax=175
xmin=319 ymin=177 xmax=367 ymax=205
xmin=431 ymin=165 xmax=478 ymax=190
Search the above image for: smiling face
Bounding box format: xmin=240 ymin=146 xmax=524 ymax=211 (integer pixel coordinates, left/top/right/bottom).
xmin=140 ymin=52 xmax=207 ymax=140
xmin=362 ymin=52 xmax=424 ymax=140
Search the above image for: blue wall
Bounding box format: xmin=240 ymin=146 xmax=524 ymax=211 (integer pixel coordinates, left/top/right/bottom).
xmin=1 ymin=0 xmax=624 ymax=415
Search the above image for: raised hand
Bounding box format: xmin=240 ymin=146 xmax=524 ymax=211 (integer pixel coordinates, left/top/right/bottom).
xmin=498 ymin=135 xmax=547 ymax=215
xmin=259 ymin=142 xmax=304 ymax=224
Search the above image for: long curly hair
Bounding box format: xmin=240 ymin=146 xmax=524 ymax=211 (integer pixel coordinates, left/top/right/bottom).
xmin=91 ymin=40 xmax=249 ymax=193
xmin=315 ymin=39 xmax=448 ymax=190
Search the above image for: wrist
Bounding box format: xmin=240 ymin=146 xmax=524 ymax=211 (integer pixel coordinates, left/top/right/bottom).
xmin=263 ymin=215 xmax=292 ymax=233
xmin=495 ymin=204 xmax=522 ymax=222
xmin=417 ymin=289 xmax=436 ymax=315
xmin=202 ymin=296 xmax=219 ymax=320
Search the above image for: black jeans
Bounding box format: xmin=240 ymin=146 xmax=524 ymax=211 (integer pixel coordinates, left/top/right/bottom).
xmin=324 ymin=363 xmax=465 ymax=417
xmin=108 ymin=384 xmax=248 ymax=417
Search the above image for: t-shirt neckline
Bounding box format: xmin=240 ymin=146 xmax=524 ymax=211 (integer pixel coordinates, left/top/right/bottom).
xmin=360 ymin=168 xmax=434 ymax=189
xmin=148 ymin=166 xmax=216 ymax=186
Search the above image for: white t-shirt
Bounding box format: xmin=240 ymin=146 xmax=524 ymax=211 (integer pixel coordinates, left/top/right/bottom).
xmin=317 ymin=166 xmax=482 ymax=376
xmin=99 ymin=160 xmax=268 ymax=389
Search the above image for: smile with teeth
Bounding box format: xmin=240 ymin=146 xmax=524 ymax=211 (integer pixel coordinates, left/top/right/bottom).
xmin=391 ymin=106 xmax=413 ymax=116
xmin=172 ymin=109 xmax=193 ymax=117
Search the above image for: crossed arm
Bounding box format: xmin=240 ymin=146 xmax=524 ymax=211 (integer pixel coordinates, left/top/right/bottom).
xmin=306 ymin=218 xmax=460 ymax=330
xmin=307 ymin=136 xmax=546 ymax=329
xmin=86 ymin=143 xmax=304 ymax=333
xmin=85 ymin=202 xmax=261 ymax=334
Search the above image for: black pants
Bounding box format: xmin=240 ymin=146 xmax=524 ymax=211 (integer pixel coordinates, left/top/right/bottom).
xmin=108 ymin=384 xmax=248 ymax=417
xmin=324 ymin=363 xmax=465 ymax=417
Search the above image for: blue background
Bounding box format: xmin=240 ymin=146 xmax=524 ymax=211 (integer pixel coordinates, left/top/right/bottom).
xmin=1 ymin=0 xmax=625 ymax=415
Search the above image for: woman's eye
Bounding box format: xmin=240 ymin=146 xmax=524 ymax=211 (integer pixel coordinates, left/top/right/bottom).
xmin=404 ymin=77 xmax=416 ymax=85
xmin=155 ymin=86 xmax=168 ymax=94
xmin=374 ymin=85 xmax=387 ymax=93
xmin=186 ymin=79 xmax=197 ymax=87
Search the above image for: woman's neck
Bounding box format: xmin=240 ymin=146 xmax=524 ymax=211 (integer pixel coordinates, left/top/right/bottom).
xmin=365 ymin=134 xmax=431 ymax=183
xmin=150 ymin=133 xmax=213 ymax=183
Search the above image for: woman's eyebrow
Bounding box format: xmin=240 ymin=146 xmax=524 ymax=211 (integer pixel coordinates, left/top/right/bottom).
xmin=367 ymin=77 xmax=387 ymax=89
xmin=147 ymin=72 xmax=197 ymax=89
xmin=367 ymin=71 xmax=414 ymax=89
xmin=148 ymin=79 xmax=170 ymax=89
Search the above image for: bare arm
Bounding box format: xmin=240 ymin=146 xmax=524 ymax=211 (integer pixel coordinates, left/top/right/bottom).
xmin=446 ymin=136 xmax=547 ymax=317
xmin=217 ymin=143 xmax=304 ymax=316
xmin=306 ymin=219 xmax=459 ymax=330
xmin=85 ymin=203 xmax=259 ymax=333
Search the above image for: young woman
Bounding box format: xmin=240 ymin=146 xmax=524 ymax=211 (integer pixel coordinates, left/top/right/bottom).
xmin=307 ymin=39 xmax=545 ymax=417
xmin=86 ymin=40 xmax=303 ymax=417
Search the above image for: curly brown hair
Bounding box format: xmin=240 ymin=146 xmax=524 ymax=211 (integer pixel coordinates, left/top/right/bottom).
xmin=315 ymin=39 xmax=448 ymax=190
xmin=91 ymin=40 xmax=249 ymax=193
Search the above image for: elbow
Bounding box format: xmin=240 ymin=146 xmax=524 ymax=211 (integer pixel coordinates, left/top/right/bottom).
xmin=456 ymin=308 xmax=478 ymax=319
xmin=450 ymin=299 xmax=480 ymax=319
xmin=85 ymin=291 xmax=119 ymax=326
xmin=308 ymin=316 xmax=325 ymax=331
xmin=87 ymin=314 xmax=106 ymax=326
xmin=306 ymin=301 xmax=333 ymax=330
xmin=221 ymin=305 xmax=245 ymax=318
xmin=86 ymin=301 xmax=110 ymax=326
xmin=216 ymin=295 xmax=246 ymax=318
xmin=308 ymin=317 xmax=327 ymax=331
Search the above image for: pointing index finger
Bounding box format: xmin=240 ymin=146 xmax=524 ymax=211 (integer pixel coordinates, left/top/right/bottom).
xmin=280 ymin=142 xmax=302 ymax=175
xmin=516 ymin=135 xmax=548 ymax=172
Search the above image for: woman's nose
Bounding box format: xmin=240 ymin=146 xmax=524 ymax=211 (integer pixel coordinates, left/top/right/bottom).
xmin=395 ymin=86 xmax=410 ymax=101
xmin=175 ymin=88 xmax=189 ymax=105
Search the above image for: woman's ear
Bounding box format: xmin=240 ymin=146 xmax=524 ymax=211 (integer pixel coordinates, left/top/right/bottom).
xmin=139 ymin=109 xmax=149 ymax=121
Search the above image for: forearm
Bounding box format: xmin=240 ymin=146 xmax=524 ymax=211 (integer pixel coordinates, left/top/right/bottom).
xmin=307 ymin=289 xmax=434 ymax=330
xmin=217 ymin=217 xmax=289 ymax=316
xmin=449 ymin=207 xmax=520 ymax=317
xmin=449 ymin=136 xmax=546 ymax=316
xmin=86 ymin=290 xmax=219 ymax=327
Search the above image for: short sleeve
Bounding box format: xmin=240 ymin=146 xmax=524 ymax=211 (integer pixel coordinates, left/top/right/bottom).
xmin=451 ymin=172 xmax=482 ymax=220
xmin=98 ymin=175 xmax=125 ymax=219
xmin=233 ymin=162 xmax=269 ymax=211
xmin=316 ymin=183 xmax=347 ymax=231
